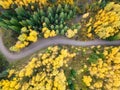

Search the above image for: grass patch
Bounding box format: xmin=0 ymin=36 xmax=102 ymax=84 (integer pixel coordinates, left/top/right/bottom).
xmin=2 ymin=29 xmax=18 ymax=49
xmin=63 ymin=45 xmax=106 ymax=89
xmin=63 ymin=46 xmax=91 ymax=89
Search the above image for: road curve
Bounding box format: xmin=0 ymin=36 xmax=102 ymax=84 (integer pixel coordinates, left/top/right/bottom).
xmin=0 ymin=35 xmax=120 ymax=62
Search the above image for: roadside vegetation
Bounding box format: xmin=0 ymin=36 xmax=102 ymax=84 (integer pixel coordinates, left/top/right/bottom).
xmin=0 ymin=45 xmax=120 ymax=90
xmin=0 ymin=0 xmax=120 ymax=90
xmin=1 ymin=0 xmax=120 ymax=52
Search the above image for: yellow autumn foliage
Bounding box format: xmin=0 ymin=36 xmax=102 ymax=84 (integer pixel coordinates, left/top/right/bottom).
xmin=10 ymin=29 xmax=38 ymax=52
xmin=65 ymin=29 xmax=78 ymax=38
xmin=82 ymin=75 xmax=92 ymax=86
xmin=42 ymin=27 xmax=57 ymax=38
xmin=0 ymin=46 xmax=76 ymax=90
xmin=83 ymin=46 xmax=120 ymax=90
xmin=0 ymin=0 xmax=74 ymax=9
xmin=87 ymin=2 xmax=120 ymax=39
xmin=0 ymin=0 xmax=12 ymax=9
xmin=0 ymin=0 xmax=48 ymax=9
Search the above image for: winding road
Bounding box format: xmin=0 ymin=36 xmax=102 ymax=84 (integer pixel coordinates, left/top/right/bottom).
xmin=0 ymin=3 xmax=120 ymax=62
xmin=0 ymin=35 xmax=120 ymax=62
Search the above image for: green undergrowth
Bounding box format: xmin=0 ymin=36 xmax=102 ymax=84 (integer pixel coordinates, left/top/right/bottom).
xmin=63 ymin=45 xmax=106 ymax=90
xmin=2 ymin=29 xmax=18 ymax=49
xmin=0 ymin=52 xmax=9 ymax=80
